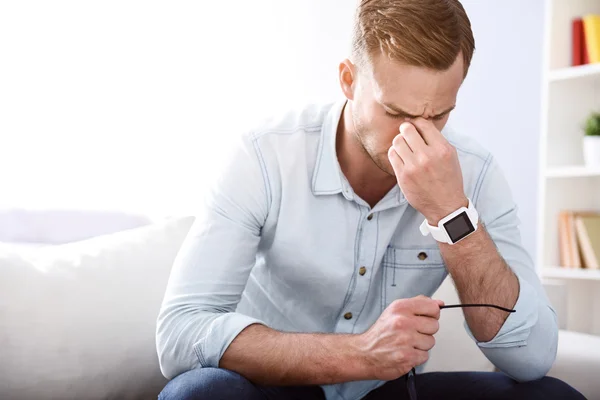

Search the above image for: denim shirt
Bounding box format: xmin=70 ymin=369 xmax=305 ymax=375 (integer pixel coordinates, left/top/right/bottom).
xmin=157 ymin=100 xmax=558 ymax=400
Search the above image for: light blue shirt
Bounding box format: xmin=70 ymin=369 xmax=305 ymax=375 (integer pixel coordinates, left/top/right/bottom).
xmin=157 ymin=100 xmax=558 ymax=400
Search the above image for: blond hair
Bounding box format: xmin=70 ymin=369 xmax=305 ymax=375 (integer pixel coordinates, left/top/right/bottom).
xmin=352 ymin=0 xmax=475 ymax=77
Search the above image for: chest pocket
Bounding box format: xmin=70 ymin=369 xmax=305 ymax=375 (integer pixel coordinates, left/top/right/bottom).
xmin=381 ymin=247 xmax=448 ymax=311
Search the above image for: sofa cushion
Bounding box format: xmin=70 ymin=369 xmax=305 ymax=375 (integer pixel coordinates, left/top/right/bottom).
xmin=548 ymin=330 xmax=600 ymax=400
xmin=0 ymin=208 xmax=152 ymax=244
xmin=0 ymin=216 xmax=194 ymax=400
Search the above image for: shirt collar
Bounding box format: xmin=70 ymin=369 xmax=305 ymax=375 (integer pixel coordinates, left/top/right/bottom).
xmin=311 ymin=100 xmax=347 ymax=196
xmin=311 ymin=99 xmax=407 ymax=207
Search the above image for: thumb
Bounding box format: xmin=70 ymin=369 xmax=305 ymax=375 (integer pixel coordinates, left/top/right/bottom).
xmin=434 ymin=299 xmax=445 ymax=308
xmin=388 ymin=144 xmax=403 ymax=176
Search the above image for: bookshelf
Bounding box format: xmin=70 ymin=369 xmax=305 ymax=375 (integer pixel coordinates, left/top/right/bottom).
xmin=546 ymin=166 xmax=600 ymax=178
xmin=543 ymin=267 xmax=600 ymax=281
xmin=548 ymin=62 xmax=600 ymax=81
xmin=537 ymin=0 xmax=600 ymax=335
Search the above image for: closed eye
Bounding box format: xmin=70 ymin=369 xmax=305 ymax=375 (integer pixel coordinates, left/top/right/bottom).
xmin=385 ymin=111 xmax=406 ymax=120
xmin=385 ymin=111 xmax=447 ymax=121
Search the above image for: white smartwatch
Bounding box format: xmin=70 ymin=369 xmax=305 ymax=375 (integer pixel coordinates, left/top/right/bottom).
xmin=419 ymin=198 xmax=479 ymax=245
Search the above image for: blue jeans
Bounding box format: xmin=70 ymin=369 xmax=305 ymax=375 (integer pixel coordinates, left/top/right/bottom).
xmin=158 ymin=367 xmax=586 ymax=399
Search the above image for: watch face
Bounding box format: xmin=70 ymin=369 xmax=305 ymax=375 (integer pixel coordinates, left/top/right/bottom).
xmin=443 ymin=211 xmax=475 ymax=243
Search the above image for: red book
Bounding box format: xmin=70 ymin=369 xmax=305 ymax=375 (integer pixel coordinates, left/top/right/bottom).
xmin=573 ymin=18 xmax=590 ymax=66
xmin=584 ymin=28 xmax=590 ymax=65
xmin=573 ymin=18 xmax=585 ymax=66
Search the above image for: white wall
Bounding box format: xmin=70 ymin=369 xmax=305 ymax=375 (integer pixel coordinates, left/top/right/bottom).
xmin=0 ymin=0 xmax=546 ymax=259
xmin=0 ymin=0 xmax=354 ymax=216
xmin=453 ymin=0 xmax=546 ymax=260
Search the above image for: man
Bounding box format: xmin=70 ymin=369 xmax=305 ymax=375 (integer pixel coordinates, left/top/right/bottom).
xmin=156 ymin=1 xmax=584 ymax=399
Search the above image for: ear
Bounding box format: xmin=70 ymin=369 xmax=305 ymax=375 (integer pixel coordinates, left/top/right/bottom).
xmin=338 ymin=58 xmax=356 ymax=101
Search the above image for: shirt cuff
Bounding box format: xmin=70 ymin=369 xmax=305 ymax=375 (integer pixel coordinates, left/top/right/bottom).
xmin=194 ymin=312 xmax=266 ymax=367
xmin=463 ymin=273 xmax=539 ymax=348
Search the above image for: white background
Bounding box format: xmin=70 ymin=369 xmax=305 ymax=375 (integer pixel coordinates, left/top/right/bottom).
xmin=0 ymin=0 xmax=544 ymax=256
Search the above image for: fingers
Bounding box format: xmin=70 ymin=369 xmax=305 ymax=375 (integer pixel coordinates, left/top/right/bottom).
xmin=391 ymin=130 xmax=415 ymax=164
xmin=413 ymin=332 xmax=436 ymax=352
xmin=389 ymin=121 xmax=433 ymax=174
xmin=411 ymin=348 xmax=430 ymax=366
xmin=388 ymin=145 xmax=404 ymax=172
xmin=410 ymin=117 xmax=443 ymax=147
xmin=414 ymin=315 xmax=440 ymax=336
xmin=406 ymin=295 xmax=442 ymax=319
xmin=398 ymin=121 xmax=427 ymax=153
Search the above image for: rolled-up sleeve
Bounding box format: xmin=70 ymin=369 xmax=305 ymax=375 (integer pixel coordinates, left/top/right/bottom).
xmin=463 ymin=154 xmax=558 ymax=381
xmin=156 ymin=133 xmax=269 ymax=379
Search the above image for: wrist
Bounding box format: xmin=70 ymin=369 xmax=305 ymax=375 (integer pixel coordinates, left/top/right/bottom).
xmin=426 ymin=196 xmax=469 ymax=226
xmin=345 ymin=333 xmax=376 ymax=381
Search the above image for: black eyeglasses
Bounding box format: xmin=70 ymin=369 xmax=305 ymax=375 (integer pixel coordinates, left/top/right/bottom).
xmin=405 ymin=303 xmax=516 ymax=400
xmin=439 ymin=303 xmax=516 ymax=313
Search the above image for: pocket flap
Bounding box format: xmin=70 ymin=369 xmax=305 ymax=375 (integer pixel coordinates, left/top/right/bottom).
xmin=384 ymin=247 xmax=445 ymax=267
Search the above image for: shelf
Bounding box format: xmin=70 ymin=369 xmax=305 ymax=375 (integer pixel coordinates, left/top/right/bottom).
xmin=546 ymin=166 xmax=600 ymax=178
xmin=548 ymin=63 xmax=600 ymax=82
xmin=542 ymin=267 xmax=600 ymax=281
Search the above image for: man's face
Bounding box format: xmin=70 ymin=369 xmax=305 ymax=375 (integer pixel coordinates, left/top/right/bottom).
xmin=347 ymin=54 xmax=464 ymax=176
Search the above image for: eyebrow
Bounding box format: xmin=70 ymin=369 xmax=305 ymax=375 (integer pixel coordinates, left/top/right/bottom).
xmin=383 ymin=102 xmax=456 ymax=119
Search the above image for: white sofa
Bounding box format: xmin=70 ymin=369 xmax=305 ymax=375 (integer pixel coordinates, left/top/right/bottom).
xmin=0 ymin=210 xmax=598 ymax=399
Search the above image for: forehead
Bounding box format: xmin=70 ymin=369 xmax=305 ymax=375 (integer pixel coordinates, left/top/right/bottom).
xmin=367 ymin=55 xmax=464 ymax=112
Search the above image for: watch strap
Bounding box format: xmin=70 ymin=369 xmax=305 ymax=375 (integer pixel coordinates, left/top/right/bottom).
xmin=419 ymin=198 xmax=478 ymax=244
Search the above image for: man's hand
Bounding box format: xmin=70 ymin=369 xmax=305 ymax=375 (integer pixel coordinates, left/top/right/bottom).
xmin=387 ymin=118 xmax=467 ymax=226
xmin=357 ymin=295 xmax=444 ymax=381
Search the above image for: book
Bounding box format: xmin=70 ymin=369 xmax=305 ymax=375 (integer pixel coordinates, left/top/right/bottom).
xmin=559 ymin=211 xmax=572 ymax=267
xmin=558 ymin=210 xmax=581 ymax=268
xmin=582 ymin=15 xmax=600 ymax=64
xmin=574 ymin=213 xmax=600 ymax=270
xmin=572 ymin=18 xmax=590 ymax=66
xmin=569 ymin=212 xmax=582 ymax=268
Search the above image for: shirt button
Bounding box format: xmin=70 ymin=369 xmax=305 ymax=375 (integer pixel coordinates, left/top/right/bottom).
xmin=359 ymin=266 xmax=367 ymax=276
xmin=367 ymin=214 xmax=374 ymax=220
xmin=344 ymin=312 xmax=353 ymax=320
xmin=418 ymin=252 xmax=428 ymax=261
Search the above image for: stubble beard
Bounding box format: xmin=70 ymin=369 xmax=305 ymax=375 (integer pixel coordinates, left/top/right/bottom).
xmin=351 ymin=113 xmax=396 ymax=178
